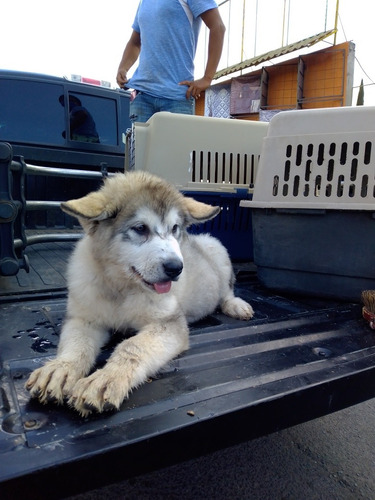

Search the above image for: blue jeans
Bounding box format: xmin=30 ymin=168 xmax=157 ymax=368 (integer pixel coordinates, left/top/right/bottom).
xmin=129 ymin=91 xmax=195 ymax=123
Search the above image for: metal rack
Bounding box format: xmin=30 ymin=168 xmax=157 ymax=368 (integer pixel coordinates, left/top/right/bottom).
xmin=0 ymin=142 xmax=108 ymax=276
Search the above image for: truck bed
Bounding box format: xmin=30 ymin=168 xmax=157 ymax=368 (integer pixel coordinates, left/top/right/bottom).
xmin=1 ymin=239 xmax=375 ymax=499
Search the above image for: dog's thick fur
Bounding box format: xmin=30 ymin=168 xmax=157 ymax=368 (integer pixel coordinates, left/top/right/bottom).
xmin=26 ymin=172 xmax=254 ymax=416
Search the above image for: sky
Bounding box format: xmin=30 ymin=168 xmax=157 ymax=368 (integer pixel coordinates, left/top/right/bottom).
xmin=1 ymin=0 xmax=374 ymax=106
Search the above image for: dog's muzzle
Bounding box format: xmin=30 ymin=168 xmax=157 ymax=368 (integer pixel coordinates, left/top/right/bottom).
xmin=132 ymin=258 xmax=183 ymax=295
xmin=152 ymin=259 xmax=183 ymax=294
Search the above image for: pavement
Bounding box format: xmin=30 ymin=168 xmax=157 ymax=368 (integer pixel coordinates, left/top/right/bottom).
xmin=67 ymin=397 xmax=375 ymax=500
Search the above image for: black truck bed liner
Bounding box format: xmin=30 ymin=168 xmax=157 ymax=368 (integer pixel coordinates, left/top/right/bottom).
xmin=1 ymin=240 xmax=375 ymax=499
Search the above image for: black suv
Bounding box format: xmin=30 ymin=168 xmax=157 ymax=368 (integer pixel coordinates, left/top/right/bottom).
xmin=0 ymin=69 xmax=131 ymax=170
xmin=0 ymin=70 xmax=132 ymax=227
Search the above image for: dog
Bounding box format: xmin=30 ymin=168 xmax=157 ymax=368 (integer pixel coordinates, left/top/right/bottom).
xmin=26 ymin=171 xmax=254 ymax=416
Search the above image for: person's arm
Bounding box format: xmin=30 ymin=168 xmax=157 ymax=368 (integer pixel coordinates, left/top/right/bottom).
xmin=179 ymin=7 xmax=225 ymax=99
xmin=116 ymin=30 xmax=142 ymax=88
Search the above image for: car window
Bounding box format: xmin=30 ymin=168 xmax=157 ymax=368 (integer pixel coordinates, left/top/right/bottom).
xmin=0 ymin=79 xmax=65 ymax=145
xmin=66 ymin=92 xmax=118 ymax=146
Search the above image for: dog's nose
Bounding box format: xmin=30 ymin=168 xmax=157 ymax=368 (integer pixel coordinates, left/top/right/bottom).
xmin=163 ymin=259 xmax=183 ymax=279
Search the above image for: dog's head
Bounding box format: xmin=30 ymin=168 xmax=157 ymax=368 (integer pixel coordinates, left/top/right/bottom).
xmin=61 ymin=172 xmax=220 ymax=294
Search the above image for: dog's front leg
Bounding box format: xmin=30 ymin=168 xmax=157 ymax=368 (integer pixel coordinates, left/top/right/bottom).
xmin=69 ymin=317 xmax=189 ymax=416
xmin=26 ymin=318 xmax=109 ymax=406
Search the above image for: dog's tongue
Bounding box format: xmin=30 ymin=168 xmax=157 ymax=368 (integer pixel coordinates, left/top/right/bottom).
xmin=153 ymin=281 xmax=172 ymax=294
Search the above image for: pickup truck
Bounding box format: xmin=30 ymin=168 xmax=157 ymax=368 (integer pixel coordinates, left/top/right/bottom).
xmin=1 ymin=106 xmax=375 ymax=499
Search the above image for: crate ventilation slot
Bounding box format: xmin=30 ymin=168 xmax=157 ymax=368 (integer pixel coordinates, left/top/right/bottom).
xmin=190 ymin=150 xmax=259 ymax=186
xmin=272 ymin=140 xmax=374 ymax=200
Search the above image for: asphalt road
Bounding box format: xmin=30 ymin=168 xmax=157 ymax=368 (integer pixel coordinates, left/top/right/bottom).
xmin=67 ymin=397 xmax=375 ymax=500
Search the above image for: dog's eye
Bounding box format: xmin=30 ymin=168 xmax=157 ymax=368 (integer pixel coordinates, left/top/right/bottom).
xmin=172 ymin=224 xmax=180 ymax=235
xmin=132 ymin=224 xmax=148 ymax=236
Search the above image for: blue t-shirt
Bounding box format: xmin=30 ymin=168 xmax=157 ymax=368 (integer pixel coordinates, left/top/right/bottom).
xmin=127 ymin=0 xmax=218 ymax=100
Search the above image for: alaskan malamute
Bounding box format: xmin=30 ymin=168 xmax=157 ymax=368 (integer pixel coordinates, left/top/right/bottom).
xmin=26 ymin=171 xmax=254 ymax=416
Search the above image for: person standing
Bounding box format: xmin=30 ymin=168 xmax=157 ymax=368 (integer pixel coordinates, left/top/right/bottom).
xmin=116 ymin=0 xmax=225 ymax=123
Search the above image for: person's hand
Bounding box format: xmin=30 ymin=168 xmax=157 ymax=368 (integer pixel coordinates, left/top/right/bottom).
xmin=179 ymin=75 xmax=212 ymax=99
xmin=116 ymin=68 xmax=128 ymax=89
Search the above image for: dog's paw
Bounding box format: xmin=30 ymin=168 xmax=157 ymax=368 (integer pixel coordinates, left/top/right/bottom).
xmin=221 ymin=296 xmax=254 ymax=320
xmin=69 ymin=367 xmax=130 ymax=416
xmin=25 ymin=360 xmax=82 ymax=405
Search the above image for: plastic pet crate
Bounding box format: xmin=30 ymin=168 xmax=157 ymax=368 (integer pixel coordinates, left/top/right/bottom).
xmin=185 ymin=190 xmax=253 ymax=261
xmin=126 ymin=111 xmax=268 ymax=192
xmin=241 ymin=106 xmax=375 ymax=301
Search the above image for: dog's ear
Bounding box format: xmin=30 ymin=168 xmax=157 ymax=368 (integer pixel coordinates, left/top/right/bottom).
xmin=183 ymin=196 xmax=220 ymax=223
xmin=61 ymin=192 xmax=117 ymax=221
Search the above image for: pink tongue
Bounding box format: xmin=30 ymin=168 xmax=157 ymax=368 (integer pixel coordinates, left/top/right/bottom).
xmin=153 ymin=281 xmax=172 ymax=294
